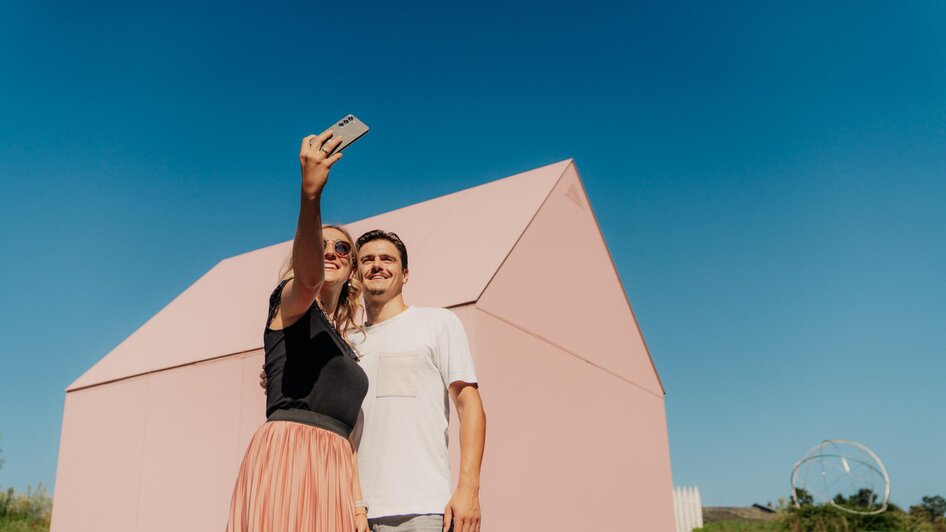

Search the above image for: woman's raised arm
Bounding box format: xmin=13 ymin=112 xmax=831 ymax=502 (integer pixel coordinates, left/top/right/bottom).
xmin=273 ymin=131 xmax=344 ymax=326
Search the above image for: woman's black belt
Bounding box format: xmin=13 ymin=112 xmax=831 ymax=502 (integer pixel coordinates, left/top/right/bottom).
xmin=267 ymin=408 xmax=351 ymax=439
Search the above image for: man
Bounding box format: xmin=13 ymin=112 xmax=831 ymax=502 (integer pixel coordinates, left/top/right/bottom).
xmin=350 ymin=230 xmax=485 ymax=532
xmin=260 ymin=229 xmax=486 ymax=532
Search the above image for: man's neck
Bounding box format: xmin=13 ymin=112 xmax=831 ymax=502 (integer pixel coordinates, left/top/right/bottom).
xmin=365 ymin=294 xmax=408 ymax=326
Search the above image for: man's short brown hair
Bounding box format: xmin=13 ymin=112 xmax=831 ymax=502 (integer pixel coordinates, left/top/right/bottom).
xmin=356 ymin=230 xmax=409 ymax=270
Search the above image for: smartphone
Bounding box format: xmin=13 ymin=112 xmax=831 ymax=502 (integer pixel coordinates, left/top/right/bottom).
xmin=322 ymin=114 xmax=369 ymax=154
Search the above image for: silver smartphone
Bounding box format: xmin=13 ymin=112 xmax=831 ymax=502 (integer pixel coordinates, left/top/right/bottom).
xmin=325 ymin=114 xmax=369 ymax=154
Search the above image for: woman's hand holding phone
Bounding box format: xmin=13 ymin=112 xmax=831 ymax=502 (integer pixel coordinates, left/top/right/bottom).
xmin=299 ymin=129 xmax=344 ymax=198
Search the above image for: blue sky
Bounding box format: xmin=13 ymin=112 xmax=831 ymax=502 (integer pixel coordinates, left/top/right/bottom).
xmin=1 ymin=0 xmax=944 ymax=508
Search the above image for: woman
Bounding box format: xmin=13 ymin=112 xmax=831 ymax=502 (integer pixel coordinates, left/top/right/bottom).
xmin=227 ymin=131 xmax=370 ymax=532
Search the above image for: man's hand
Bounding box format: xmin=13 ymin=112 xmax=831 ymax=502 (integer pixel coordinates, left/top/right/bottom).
xmin=443 ymin=485 xmax=480 ymax=532
xmin=259 ymin=370 xmax=267 ymax=392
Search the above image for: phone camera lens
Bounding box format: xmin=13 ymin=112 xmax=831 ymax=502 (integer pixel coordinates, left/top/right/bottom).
xmin=338 ymin=122 xmax=344 ymax=127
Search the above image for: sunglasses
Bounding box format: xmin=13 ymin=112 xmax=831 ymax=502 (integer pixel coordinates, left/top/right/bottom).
xmin=324 ymin=239 xmax=352 ymax=257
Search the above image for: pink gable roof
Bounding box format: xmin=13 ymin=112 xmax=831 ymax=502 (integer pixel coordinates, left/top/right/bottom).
xmin=67 ymin=160 xmax=571 ymax=391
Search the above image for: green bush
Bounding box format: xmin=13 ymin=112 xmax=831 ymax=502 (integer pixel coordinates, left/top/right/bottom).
xmin=697 ymin=493 xmax=946 ymax=532
xmin=783 ymin=503 xmax=906 ymax=531
xmin=0 ymin=484 xmax=51 ymax=532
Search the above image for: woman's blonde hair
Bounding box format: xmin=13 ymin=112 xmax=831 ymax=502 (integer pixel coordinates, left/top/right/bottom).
xmin=278 ymin=224 xmax=364 ymax=339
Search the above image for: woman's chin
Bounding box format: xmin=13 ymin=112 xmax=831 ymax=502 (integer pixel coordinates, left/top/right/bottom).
xmin=323 ymin=273 xmax=348 ymax=287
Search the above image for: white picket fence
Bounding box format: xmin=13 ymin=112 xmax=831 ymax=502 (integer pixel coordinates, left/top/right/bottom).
xmin=673 ymin=485 xmax=703 ymax=532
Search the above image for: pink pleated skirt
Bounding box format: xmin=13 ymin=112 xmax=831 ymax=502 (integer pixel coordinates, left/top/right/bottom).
xmin=226 ymin=418 xmax=355 ymax=532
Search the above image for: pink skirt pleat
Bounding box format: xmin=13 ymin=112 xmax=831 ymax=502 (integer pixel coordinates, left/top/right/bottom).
xmin=226 ymin=420 xmax=355 ymax=532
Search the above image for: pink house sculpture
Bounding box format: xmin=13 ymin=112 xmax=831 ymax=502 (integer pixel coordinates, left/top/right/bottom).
xmin=52 ymin=160 xmax=676 ymax=531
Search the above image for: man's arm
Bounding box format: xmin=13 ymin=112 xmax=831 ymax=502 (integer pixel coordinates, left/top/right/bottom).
xmin=443 ymin=381 xmax=486 ymax=532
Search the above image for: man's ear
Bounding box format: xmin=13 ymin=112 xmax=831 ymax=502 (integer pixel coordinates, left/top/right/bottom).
xmin=401 ymin=267 xmax=409 ymax=285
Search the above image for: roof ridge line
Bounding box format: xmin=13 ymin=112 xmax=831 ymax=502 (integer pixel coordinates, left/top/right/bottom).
xmin=336 ymin=159 xmax=576 ymax=227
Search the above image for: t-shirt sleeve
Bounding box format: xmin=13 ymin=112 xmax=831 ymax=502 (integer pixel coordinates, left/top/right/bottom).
xmin=435 ymin=310 xmax=478 ymax=387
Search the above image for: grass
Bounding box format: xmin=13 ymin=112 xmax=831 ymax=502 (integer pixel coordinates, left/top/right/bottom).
xmin=697 ymin=519 xmax=785 ymax=531
xmin=0 ymin=518 xmax=49 ymax=532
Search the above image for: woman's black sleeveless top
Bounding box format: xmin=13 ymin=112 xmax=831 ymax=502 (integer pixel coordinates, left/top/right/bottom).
xmin=263 ymin=280 xmax=368 ymax=431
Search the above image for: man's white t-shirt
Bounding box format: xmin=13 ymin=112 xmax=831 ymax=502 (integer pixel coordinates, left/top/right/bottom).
xmin=349 ymin=306 xmax=478 ymax=519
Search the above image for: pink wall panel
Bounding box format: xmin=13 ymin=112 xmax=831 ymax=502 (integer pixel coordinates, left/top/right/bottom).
xmin=477 ymin=164 xmax=664 ymax=396
xmin=135 ymin=356 xmax=246 ymax=532
xmin=589 ymin=373 xmax=676 ymax=531
xmin=468 ymin=309 xmax=675 ymax=531
xmin=57 ymin=352 xmax=269 ymax=532
xmin=237 ymin=351 xmax=267 ymax=451
xmin=448 ymin=304 xmax=478 ymax=353
xmin=455 ymin=306 xmax=551 ymax=530
xmin=51 ymin=379 xmax=149 ymax=532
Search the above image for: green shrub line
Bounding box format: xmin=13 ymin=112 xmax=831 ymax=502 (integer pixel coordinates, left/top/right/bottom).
xmin=0 ymin=484 xmax=52 ymax=532
xmin=697 ymin=493 xmax=946 ymax=532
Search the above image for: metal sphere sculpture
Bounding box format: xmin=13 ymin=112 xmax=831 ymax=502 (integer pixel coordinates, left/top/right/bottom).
xmin=791 ymin=439 xmax=890 ymax=515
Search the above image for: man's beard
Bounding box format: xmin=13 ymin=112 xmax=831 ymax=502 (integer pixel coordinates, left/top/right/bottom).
xmin=365 ymin=287 xmax=387 ymax=296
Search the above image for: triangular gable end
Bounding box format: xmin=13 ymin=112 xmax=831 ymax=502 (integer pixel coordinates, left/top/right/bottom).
xmin=476 ymin=162 xmax=665 ymax=396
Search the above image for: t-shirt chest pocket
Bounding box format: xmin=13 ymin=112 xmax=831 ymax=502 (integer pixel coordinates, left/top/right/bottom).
xmin=375 ymin=351 xmax=422 ymax=398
